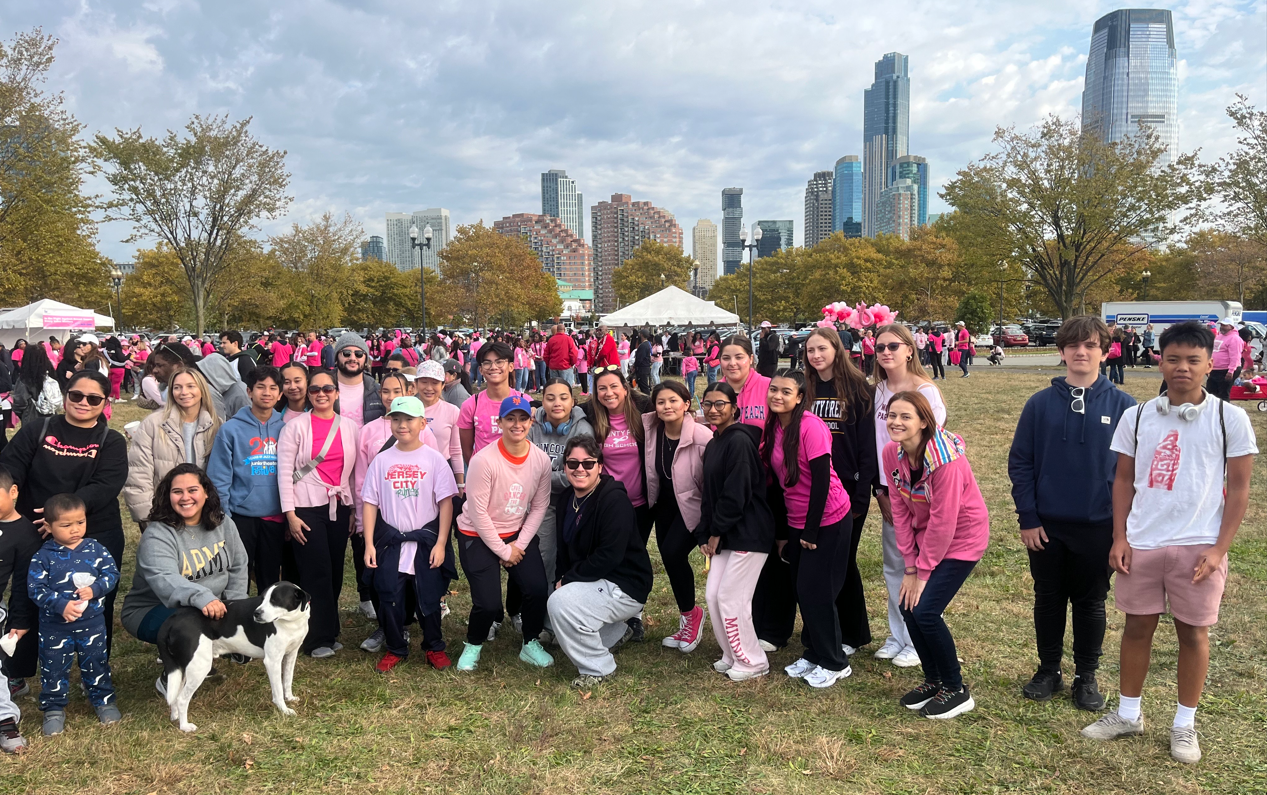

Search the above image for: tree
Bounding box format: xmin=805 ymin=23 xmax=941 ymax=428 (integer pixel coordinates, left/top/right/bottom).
xmin=344 ymin=259 xmax=415 ymax=331
xmin=871 ymin=228 xmax=963 ymax=322
xmin=1184 ymin=229 xmax=1266 ymax=305
xmin=438 ymin=223 xmax=561 ymax=329
xmin=123 ymin=245 xmax=192 ymax=330
xmin=954 ymin=291 xmax=993 ymax=335
xmin=611 ymin=239 xmax=694 ymax=306
xmin=268 ymin=212 xmax=361 ymax=330
xmin=942 ymin=116 xmax=1209 ymax=319
xmin=92 ymin=114 xmax=292 ymax=335
xmin=1217 ymin=96 xmax=1267 ymax=248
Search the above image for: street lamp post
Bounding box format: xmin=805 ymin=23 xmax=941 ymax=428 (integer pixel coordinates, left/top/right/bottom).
xmin=1141 ymin=269 xmax=1151 ymax=302
xmin=739 ymin=224 xmax=763 ymax=336
xmin=409 ymin=224 xmax=433 ymax=338
xmin=110 ymin=267 xmax=124 ymax=331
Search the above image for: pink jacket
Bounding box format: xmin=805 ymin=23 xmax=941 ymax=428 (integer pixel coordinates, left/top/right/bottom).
xmin=278 ymin=412 xmax=359 ymax=520
xmin=642 ymin=412 xmax=713 ymax=531
xmin=883 ymin=429 xmax=989 ymax=581
xmin=352 ymin=416 xmax=438 ymax=532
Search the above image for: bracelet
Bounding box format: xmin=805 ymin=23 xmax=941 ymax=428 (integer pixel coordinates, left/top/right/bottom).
xmin=904 ymin=567 xmax=917 ymax=575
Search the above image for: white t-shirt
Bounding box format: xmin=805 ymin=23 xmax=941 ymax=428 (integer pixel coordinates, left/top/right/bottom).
xmin=1110 ymin=397 xmax=1258 ymax=550
xmin=874 ymin=379 xmax=947 ymax=487
xmin=361 ymin=444 xmax=459 ymax=574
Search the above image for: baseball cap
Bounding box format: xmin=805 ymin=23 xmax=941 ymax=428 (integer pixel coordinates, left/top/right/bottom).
xmin=387 ymin=396 xmax=425 ymax=417
xmin=760 ymin=321 xmax=772 ymax=328
xmin=443 ymin=359 xmax=464 ymax=375
xmin=417 ymin=360 xmax=445 ymax=382
xmin=400 ymin=366 xmax=418 ymax=382
xmin=498 ymin=394 xmax=532 ymax=419
xmin=955 ymin=321 xmax=965 ymax=327
xmin=1219 ymin=317 xmax=1239 ymax=327
xmin=77 ymin=333 xmax=100 ymax=345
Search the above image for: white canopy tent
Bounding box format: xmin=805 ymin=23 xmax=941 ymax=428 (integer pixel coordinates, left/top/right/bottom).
xmin=0 ymin=299 xmax=115 ymax=349
xmin=599 ymin=286 xmax=740 ymax=328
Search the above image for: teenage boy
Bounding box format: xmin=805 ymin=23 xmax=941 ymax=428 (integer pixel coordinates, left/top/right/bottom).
xmin=218 ymin=330 xmax=257 ymax=382
xmin=1008 ymin=316 xmax=1137 ymax=710
xmin=1081 ymin=321 xmax=1257 ymax=764
xmin=207 ymin=365 xmax=288 ymax=592
xmin=361 ymin=396 xmax=459 ymax=673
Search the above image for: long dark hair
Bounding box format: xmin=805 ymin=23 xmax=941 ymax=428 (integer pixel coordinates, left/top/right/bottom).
xmin=590 ymin=368 xmax=644 ymax=445
xmin=18 ymin=341 xmax=53 ymax=392
xmin=804 ymin=327 xmax=871 ymax=421
xmin=761 ymin=368 xmax=809 ymax=488
xmin=147 ymin=463 xmax=225 ymax=528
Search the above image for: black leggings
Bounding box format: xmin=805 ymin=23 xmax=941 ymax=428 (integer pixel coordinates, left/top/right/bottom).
xmin=929 ymin=352 xmax=945 ymax=379
xmin=656 ymin=501 xmax=697 ymax=613
xmin=292 ymin=504 xmax=351 ymax=651
xmin=234 ymin=515 xmax=290 ymax=594
xmin=785 ymin=519 xmax=853 ymax=672
xmin=835 ymin=509 xmax=872 ymax=649
xmin=458 ymin=532 xmax=548 ymax=645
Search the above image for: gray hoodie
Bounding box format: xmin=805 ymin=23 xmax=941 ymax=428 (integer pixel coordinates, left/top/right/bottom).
xmin=527 ymin=405 xmax=594 ymax=493
xmin=120 ymin=517 xmax=249 ymax=637
xmin=197 ymin=353 xmax=250 ymax=420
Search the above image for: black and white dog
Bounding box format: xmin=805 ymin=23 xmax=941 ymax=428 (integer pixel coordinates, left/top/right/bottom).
xmin=157 ymin=582 xmax=311 ymax=732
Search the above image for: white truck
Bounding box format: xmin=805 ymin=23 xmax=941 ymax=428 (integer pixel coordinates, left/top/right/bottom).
xmin=1100 ymin=301 xmax=1243 ymax=336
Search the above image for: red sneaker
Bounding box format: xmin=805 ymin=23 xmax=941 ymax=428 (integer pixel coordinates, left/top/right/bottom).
xmin=426 ymin=650 xmax=452 ymax=670
xmin=677 ymin=606 xmax=705 ymax=653
xmin=376 ymin=652 xmax=405 ymax=673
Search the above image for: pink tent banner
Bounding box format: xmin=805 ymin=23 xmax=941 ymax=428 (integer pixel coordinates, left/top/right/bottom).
xmin=42 ymin=312 xmax=96 ymax=329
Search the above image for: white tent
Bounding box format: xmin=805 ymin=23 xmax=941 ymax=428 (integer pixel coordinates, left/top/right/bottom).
xmin=599 ymin=286 xmax=740 ymax=328
xmin=0 ymin=299 xmax=115 ymax=348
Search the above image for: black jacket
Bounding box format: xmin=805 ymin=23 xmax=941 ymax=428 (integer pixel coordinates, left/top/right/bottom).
xmin=694 ymin=422 xmax=774 ymax=552
xmin=811 ymin=378 xmax=878 ymax=510
xmin=554 ymin=474 xmax=653 ymax=604
xmin=0 ymin=514 xmax=41 ymax=631
xmin=229 ymin=349 xmax=258 ymax=382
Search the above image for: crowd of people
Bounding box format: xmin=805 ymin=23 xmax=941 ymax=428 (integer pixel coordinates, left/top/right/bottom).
xmin=0 ymin=318 xmax=1254 ymax=767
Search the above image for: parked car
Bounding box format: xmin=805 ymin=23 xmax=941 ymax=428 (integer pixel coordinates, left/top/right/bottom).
xmin=992 ymin=324 xmax=1030 ymax=347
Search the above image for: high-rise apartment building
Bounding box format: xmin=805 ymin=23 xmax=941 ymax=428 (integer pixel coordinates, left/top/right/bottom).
xmin=692 ymin=219 xmax=719 ymax=297
xmin=755 ymin=220 xmax=794 ymax=259
xmin=888 ymin=155 xmax=929 ymax=228
xmin=1081 ymin=9 xmax=1178 ymax=168
xmin=493 ymin=213 xmax=592 ymax=292
xmin=590 ymin=194 xmax=684 ymax=313
xmin=721 ymin=188 xmax=744 ymax=275
xmin=833 ymin=156 xmax=863 ymax=238
xmin=360 ymin=235 xmax=386 ymax=262
xmin=804 ymin=171 xmax=834 ymax=248
xmin=875 ymin=179 xmax=918 ymax=240
xmin=541 ymin=169 xmax=585 ymax=240
xmin=863 ymin=52 xmax=910 ymax=238
xmin=385 ymin=209 xmax=451 ymax=271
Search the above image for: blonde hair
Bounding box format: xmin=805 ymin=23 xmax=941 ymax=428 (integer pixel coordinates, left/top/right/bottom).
xmin=161 ymin=366 xmax=222 ymax=442
xmin=872 ymin=324 xmax=933 ymax=385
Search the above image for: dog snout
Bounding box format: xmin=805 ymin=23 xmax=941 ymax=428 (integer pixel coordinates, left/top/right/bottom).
xmin=253 ymin=609 xmax=266 ymax=623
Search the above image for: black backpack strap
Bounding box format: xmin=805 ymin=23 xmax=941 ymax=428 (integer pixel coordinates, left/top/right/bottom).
xmin=378 ymin=436 xmax=397 ymax=454
xmin=1133 ymin=401 xmax=1145 ymax=456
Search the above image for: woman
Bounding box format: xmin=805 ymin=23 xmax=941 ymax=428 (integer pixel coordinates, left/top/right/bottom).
xmin=527 ymin=379 xmax=593 ymax=596
xmin=861 ymin=329 xmax=876 ymax=377
xmin=398 ymin=336 xmax=420 ymax=367
xmin=120 ymin=464 xmax=249 ymax=694
xmin=279 ymin=361 xmax=310 ymax=422
xmin=10 ymin=339 xmax=24 ymax=377
xmin=10 ymin=341 xmax=59 ymax=426
xmin=927 ymin=328 xmax=945 ymax=380
xmin=955 ymin=322 xmax=973 ymax=378
xmin=429 ymin=334 xmax=449 ymax=363
xmin=1141 ymin=323 xmax=1156 ymax=367
xmin=513 ymin=338 xmax=532 ymax=393
xmin=531 ymin=333 xmax=547 ymax=392
xmin=804 ymin=327 xmax=877 ymax=656
xmin=884 ymin=391 xmax=988 ymax=719
xmin=124 ymin=367 xmax=221 ymax=524
xmin=103 ymin=337 xmax=128 ymax=402
xmin=650 ymin=337 xmax=664 ymax=385
xmin=681 ymin=340 xmax=700 ymax=406
xmin=617 ymin=333 xmax=631 ymax=378
xmin=278 ymin=369 xmax=359 ymax=658
xmin=696 ymin=382 xmax=774 ymax=681
xmin=130 ymin=337 xmax=151 ymax=399
xmin=872 ymin=323 xmax=946 ymax=669
xmin=719 ymin=335 xmax=770 ymax=428
xmin=459 ymin=341 xmax=523 ymax=465
xmin=704 ymin=332 xmax=722 ymax=383
xmin=576 ymin=339 xmax=590 ymax=395
xmin=763 ymin=369 xmax=854 ymax=689
xmin=1105 ymin=328 xmax=1125 ymax=385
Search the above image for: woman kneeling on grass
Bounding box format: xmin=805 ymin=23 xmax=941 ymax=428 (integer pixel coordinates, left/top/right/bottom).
xmin=883 ymin=391 xmax=989 ymax=719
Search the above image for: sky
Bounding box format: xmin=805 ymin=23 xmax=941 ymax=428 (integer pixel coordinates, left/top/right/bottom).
xmin=10 ymin=0 xmax=1267 ymax=267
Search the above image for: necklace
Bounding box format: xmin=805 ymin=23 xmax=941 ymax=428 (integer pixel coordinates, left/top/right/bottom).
xmin=571 ymin=488 xmax=596 ymax=513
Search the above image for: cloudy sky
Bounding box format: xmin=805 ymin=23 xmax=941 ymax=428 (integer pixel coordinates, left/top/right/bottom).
xmin=12 ymin=0 xmax=1267 ymax=265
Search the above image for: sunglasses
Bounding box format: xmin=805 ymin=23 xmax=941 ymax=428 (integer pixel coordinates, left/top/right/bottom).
xmin=1070 ymin=386 xmax=1086 ymax=415
xmin=308 ymin=384 xmax=338 ymax=395
xmin=386 ymin=366 xmax=403 ymax=373
xmin=592 ymin=365 xmax=621 ymax=375
xmin=339 ymin=349 xmax=365 ymax=359
xmin=700 ymin=400 xmax=733 ymax=411
xmin=875 ymin=342 xmax=907 ymax=353
xmin=564 ymin=459 xmax=599 ymax=471
xmin=66 ymin=390 xmax=106 ymax=407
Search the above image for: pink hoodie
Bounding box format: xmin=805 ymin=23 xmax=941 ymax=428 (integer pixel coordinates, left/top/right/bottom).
xmin=736 ymin=371 xmax=771 ymax=428
xmin=278 ymin=412 xmax=359 ymax=520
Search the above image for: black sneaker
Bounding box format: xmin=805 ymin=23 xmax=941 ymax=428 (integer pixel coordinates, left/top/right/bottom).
xmin=7 ymin=679 xmax=28 ymax=700
xmin=1022 ymin=669 xmax=1064 ymax=702
xmin=1071 ymin=674 xmax=1106 ymax=711
xmin=920 ymin=684 xmax=975 ymax=719
xmin=900 ymin=681 xmax=942 ymax=710
xmin=626 ymin=616 xmax=645 ymax=643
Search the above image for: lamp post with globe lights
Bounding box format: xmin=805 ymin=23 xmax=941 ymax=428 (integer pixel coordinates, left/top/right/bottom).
xmin=739 ymin=224 xmax=763 ymax=336
xmin=110 ymin=266 xmax=125 ymax=331
xmin=410 ymin=224 xmax=433 ymax=337
xmin=1141 ymin=269 xmax=1151 ymax=302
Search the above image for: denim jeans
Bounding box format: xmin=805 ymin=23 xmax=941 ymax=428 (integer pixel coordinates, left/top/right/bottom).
xmin=515 ymin=368 xmax=530 ymax=392
xmin=684 ymin=370 xmax=699 ymax=405
xmin=900 ymin=557 xmax=977 ymax=690
xmin=535 ymin=360 xmax=547 ymax=390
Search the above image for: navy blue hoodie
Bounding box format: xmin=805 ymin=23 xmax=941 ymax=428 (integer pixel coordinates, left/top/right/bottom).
xmin=1008 ymin=375 xmax=1136 ymax=529
xmin=206 ymin=406 xmax=285 ymax=519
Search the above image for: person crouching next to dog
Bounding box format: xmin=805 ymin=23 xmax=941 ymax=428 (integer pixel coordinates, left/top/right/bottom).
xmin=360 ymin=396 xmax=459 ymax=674
xmin=27 ymin=493 xmax=121 ymax=736
xmin=121 ymin=464 xmax=249 ymax=698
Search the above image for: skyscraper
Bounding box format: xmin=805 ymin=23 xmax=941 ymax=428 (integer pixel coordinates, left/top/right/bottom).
xmin=804 ymin=171 xmax=834 ymax=248
xmin=360 ymin=235 xmax=385 ymax=262
xmin=755 ymin=220 xmax=794 ymax=259
xmin=863 ymin=52 xmax=910 ymax=238
xmin=692 ymin=219 xmax=719 ymax=297
xmin=888 ymin=155 xmax=929 ymax=227
xmin=541 ymin=169 xmax=584 ymax=240
xmin=385 ymin=209 xmax=451 ymax=271
xmin=1081 ymin=9 xmax=1178 ymax=167
xmin=721 ymin=188 xmax=744 ymax=275
xmin=833 ymin=155 xmax=863 ymax=238
xmin=875 ymin=179 xmax=918 ymax=240
xmin=590 ymin=194 xmax=684 ymax=313
xmin=493 ymin=213 xmax=592 ymax=291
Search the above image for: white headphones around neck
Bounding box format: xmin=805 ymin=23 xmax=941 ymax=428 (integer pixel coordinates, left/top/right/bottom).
xmin=1156 ymin=390 xmax=1210 ymax=422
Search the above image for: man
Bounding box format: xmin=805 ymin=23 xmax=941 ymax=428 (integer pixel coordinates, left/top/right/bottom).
xmin=219 ymin=330 xmax=257 ymax=382
xmin=268 ymin=334 xmax=289 ymax=368
xmin=1208 ymin=318 xmax=1243 ymax=402
xmin=631 ymin=332 xmax=653 ymax=394
xmin=543 ymin=324 xmax=579 ymax=386
xmin=756 ymin=321 xmax=781 ymax=378
xmin=321 ymin=335 xmax=336 ymax=370
xmin=206 ymin=365 xmax=288 ymax=592
xmin=955 ymin=321 xmax=972 ymax=378
xmin=1008 ymin=316 xmax=1137 ymax=711
xmin=195 ymin=352 xmax=251 ymax=420
xmin=442 ymin=359 xmax=471 ymax=408
xmin=334 ymin=332 xmax=385 ymax=431
xmin=1081 ymin=321 xmax=1256 ymax=764
xmin=914 ymin=328 xmax=929 ymax=366
xmin=304 ymin=332 xmax=323 ymax=369
xmin=591 ymin=325 xmax=619 ymax=369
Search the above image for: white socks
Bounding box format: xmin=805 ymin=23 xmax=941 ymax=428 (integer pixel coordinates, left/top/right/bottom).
xmin=1173 ymin=703 xmax=1197 ymax=729
xmin=1118 ymin=697 xmax=1198 ymax=728
xmin=1117 ymin=695 xmax=1142 ymax=721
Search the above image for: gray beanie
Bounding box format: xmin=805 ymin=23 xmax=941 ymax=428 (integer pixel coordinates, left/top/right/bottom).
xmin=334 ymin=331 xmax=369 ymax=359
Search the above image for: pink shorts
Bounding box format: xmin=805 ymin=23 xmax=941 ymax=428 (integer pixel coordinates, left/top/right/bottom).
xmin=1114 ymin=545 xmax=1228 ymax=627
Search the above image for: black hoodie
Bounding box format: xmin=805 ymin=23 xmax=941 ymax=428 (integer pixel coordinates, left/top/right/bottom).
xmin=694 ymin=422 xmax=774 ymax=552
xmin=554 ymin=474 xmax=653 ymax=604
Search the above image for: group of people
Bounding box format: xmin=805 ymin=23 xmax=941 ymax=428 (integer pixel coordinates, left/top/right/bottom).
xmin=0 ymin=317 xmax=1254 ymax=768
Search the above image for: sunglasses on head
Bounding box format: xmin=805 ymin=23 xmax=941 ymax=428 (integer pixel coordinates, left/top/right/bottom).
xmin=564 ymin=459 xmax=598 ymax=471
xmin=67 ymin=390 xmax=106 ymax=407
xmin=339 ymin=349 xmax=365 ymax=358
xmin=592 ymin=365 xmax=621 ymax=375
xmin=308 ymin=384 xmax=338 ymax=395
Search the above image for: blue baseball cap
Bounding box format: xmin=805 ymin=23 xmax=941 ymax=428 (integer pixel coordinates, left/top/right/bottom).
xmin=498 ymin=394 xmax=532 ymax=419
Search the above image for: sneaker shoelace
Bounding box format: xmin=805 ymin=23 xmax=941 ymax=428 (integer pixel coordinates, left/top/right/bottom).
xmin=933 ymin=687 xmax=961 ymax=704
xmin=670 ymin=614 xmax=690 ymax=641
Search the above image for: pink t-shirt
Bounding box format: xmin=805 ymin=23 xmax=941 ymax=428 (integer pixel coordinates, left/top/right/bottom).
xmin=456 ymin=441 xmax=552 ymax=560
xmin=362 ymin=444 xmax=459 ymax=574
xmin=201 ymin=340 xmax=215 ymax=357
xmin=424 ymin=399 xmax=464 ymax=476
xmin=458 ymin=390 xmax=523 ymax=455
xmin=602 ymin=412 xmax=644 ymax=506
xmin=339 ymin=379 xmax=365 ymax=429
xmin=736 ymin=371 xmax=771 ymax=428
xmin=770 ymin=412 xmax=850 ymax=529
xmin=310 ymin=415 xmax=346 ymax=487
xmin=514 ymin=348 xmax=531 ymax=369
xmin=271 ymin=342 xmax=288 ymax=367
xmin=305 ymin=343 xmax=322 ymax=368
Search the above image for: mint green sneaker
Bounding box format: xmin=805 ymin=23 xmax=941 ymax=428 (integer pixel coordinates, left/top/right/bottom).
xmin=519 ymin=639 xmax=554 ymax=668
xmin=456 ymin=642 xmax=482 ymax=672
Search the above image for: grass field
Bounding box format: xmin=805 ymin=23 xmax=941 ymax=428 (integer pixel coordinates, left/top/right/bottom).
xmin=5 ymin=368 xmax=1266 ymax=794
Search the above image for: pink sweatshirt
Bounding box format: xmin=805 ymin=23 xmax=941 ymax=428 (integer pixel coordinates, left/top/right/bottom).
xmin=736 ymin=371 xmax=771 ymax=428
xmin=456 ymin=441 xmax=552 ymax=561
xmin=278 ymin=412 xmax=359 ymax=519
xmin=352 ymin=416 xmax=438 ymax=532
xmin=883 ymin=429 xmax=990 ymax=581
xmin=423 ymin=398 xmax=464 ymax=476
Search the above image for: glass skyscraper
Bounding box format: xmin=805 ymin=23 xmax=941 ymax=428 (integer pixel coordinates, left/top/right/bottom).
xmin=755 ymin=220 xmax=794 ymax=259
xmin=863 ymin=52 xmax=910 ymax=238
xmin=833 ymin=155 xmax=863 ymax=238
xmin=541 ymin=169 xmax=584 ymax=241
xmin=888 ymin=155 xmax=928 ymax=227
xmin=722 ymin=188 xmax=744 ymax=275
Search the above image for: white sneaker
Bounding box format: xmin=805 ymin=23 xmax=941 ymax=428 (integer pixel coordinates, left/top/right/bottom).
xmin=359 ymin=600 xmax=377 ymax=621
xmin=727 ymin=667 xmax=769 ymax=682
xmin=842 ymin=644 xmax=857 ymax=656
xmin=893 ymin=646 xmax=921 ymax=668
xmin=440 ymin=599 xmax=450 ymax=619
xmin=712 ymin=659 xmax=733 ymax=674
xmin=804 ymin=665 xmax=852 ymax=689
xmin=874 ymin=638 xmax=903 ymax=660
xmin=784 ymin=658 xmax=815 ymax=679
xmin=758 ymin=639 xmax=778 ymax=653
xmin=487 ymin=621 xmax=501 ymax=642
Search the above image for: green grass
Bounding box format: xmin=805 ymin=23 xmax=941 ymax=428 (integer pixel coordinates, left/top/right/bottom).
xmin=6 ymin=369 xmax=1266 ymax=794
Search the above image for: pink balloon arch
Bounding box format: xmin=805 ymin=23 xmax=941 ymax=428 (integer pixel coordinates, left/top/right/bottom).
xmin=817 ymin=301 xmax=898 ymax=330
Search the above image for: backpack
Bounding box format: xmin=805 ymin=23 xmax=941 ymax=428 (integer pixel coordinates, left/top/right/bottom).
xmin=34 ymin=375 xmax=62 ymax=416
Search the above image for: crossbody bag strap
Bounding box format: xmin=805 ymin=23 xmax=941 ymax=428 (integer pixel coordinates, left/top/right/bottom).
xmin=1133 ymin=401 xmax=1145 ymax=456
xmin=292 ymin=414 xmax=342 ymax=484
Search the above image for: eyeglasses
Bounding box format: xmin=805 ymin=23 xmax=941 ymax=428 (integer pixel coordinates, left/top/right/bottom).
xmin=66 ymin=390 xmax=106 ymax=407
xmin=564 ymin=459 xmax=599 ymax=471
xmin=308 ymin=384 xmax=338 ymax=395
xmin=339 ymin=349 xmax=365 ymax=359
xmin=592 ymin=364 xmax=621 ymax=375
xmin=480 ymin=358 xmax=510 ymax=370
xmin=875 ymin=342 xmax=907 ymax=353
xmin=1070 ymin=387 xmax=1086 ymax=415
xmin=700 ymin=400 xmax=733 ymax=411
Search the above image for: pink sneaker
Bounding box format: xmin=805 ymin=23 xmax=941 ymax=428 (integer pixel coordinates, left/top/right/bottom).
xmin=676 ymin=606 xmax=705 ymax=653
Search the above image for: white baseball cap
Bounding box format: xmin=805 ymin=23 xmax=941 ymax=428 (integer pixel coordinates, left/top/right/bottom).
xmin=76 ymin=333 xmax=100 ymax=345
xmin=417 ymin=360 xmax=444 ymax=382
xmin=1219 ymin=317 xmax=1239 ymax=327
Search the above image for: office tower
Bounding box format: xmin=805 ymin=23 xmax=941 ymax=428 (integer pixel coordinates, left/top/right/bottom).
xmin=384 ymin=209 xmax=451 ymax=271
xmin=722 ymin=188 xmax=744 ymax=275
xmin=360 ymin=235 xmax=386 ymax=262
xmin=590 ymin=193 xmax=684 ymax=313
xmin=493 ymin=213 xmax=592 ymax=291
xmin=692 ymin=219 xmax=719 ymax=297
xmin=541 ymin=169 xmax=584 ymax=240
xmin=755 ymin=220 xmax=794 ymax=259
xmin=888 ymin=155 xmax=929 ymax=227
xmin=833 ymin=155 xmax=863 ymax=238
xmin=1081 ymin=9 xmax=1178 ymax=167
xmin=875 ymin=179 xmax=918 ymax=240
xmin=863 ymin=52 xmax=910 ymax=237
xmin=804 ymin=171 xmax=834 ymax=248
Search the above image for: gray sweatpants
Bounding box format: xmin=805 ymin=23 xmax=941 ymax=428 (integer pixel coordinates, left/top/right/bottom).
xmin=881 ymin=519 xmax=914 ymax=650
xmin=0 ymin=605 xmax=18 ymax=725
xmin=547 ymin=579 xmax=643 ymax=677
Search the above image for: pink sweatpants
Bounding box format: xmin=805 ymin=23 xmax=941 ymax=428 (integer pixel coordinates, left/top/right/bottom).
xmin=109 ymin=367 xmax=125 ymax=400
xmin=704 ymin=549 xmax=769 ymax=674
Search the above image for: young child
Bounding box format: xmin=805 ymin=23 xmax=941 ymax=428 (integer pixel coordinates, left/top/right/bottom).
xmin=0 ymin=467 xmax=41 ymax=716
xmin=361 ymin=396 xmax=460 ymax=673
xmin=28 ymin=493 xmax=121 ymax=736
